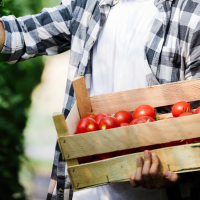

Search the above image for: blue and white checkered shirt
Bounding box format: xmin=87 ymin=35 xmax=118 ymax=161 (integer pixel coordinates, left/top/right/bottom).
xmin=2 ymin=0 xmax=200 ymax=199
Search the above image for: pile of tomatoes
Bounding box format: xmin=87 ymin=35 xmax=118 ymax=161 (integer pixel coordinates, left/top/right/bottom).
xmin=76 ymin=101 xmax=200 ymax=164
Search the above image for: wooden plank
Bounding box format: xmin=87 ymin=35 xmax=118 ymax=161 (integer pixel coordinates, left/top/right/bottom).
xmin=90 ymin=78 xmax=200 ymax=115
xmin=65 ymin=101 xmax=80 ymax=135
xmin=59 ymin=114 xmax=200 ymax=159
xmin=68 ymin=143 xmax=200 ymax=190
xmin=53 ymin=112 xmax=79 ymax=166
xmin=73 ymin=77 xmax=93 ymax=118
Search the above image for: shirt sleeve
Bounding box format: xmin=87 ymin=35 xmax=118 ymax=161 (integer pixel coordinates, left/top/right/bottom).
xmin=0 ymin=0 xmax=74 ymax=63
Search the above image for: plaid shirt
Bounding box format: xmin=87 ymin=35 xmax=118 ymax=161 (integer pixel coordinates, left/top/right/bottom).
xmin=2 ymin=0 xmax=200 ymax=199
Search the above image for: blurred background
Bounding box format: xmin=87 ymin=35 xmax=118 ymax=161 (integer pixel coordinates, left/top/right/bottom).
xmin=0 ymin=0 xmax=69 ymax=199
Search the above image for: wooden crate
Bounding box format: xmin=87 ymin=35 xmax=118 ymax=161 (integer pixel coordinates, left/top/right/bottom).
xmin=53 ymin=77 xmax=200 ymax=191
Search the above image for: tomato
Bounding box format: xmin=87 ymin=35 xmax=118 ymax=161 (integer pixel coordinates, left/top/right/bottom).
xmin=132 ymin=105 xmax=155 ymax=120
xmin=78 ymin=155 xmax=93 ymax=164
xmin=76 ymin=117 xmax=98 ymax=134
xmin=130 ymin=116 xmax=155 ymax=125
xmin=114 ymin=110 xmax=132 ymax=124
xmin=137 ymin=144 xmax=160 ymax=152
xmin=92 ymin=159 xmax=100 ymax=162
xmin=82 ymin=114 xmax=96 ymax=119
xmin=178 ymin=113 xmax=193 ymax=117
xmin=96 ymin=152 xmax=116 ymax=160
xmin=171 ymin=101 xmax=192 ymax=117
xmin=99 ymin=116 xmax=119 ymax=130
xmin=194 ymin=107 xmax=200 ymax=114
xmin=117 ymin=148 xmax=135 ymax=156
xmin=160 ymin=140 xmax=184 ymax=148
xmin=120 ymin=123 xmax=129 ymax=127
xmin=94 ymin=113 xmax=110 ymax=124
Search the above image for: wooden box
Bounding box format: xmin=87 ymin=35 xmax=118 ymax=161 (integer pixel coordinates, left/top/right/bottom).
xmin=53 ymin=77 xmax=200 ymax=191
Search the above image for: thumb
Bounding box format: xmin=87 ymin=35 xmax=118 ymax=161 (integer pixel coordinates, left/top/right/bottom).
xmin=163 ymin=170 xmax=179 ymax=183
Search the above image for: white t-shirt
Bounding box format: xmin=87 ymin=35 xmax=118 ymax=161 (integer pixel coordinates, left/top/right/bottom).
xmin=73 ymin=0 xmax=160 ymax=199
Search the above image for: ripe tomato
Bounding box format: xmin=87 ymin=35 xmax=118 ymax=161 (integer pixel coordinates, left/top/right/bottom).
xmin=78 ymin=155 xmax=93 ymax=164
xmin=114 ymin=110 xmax=132 ymax=124
xmin=76 ymin=117 xmax=98 ymax=134
xmin=96 ymin=152 xmax=116 ymax=160
xmin=132 ymin=105 xmax=155 ymax=120
xmin=82 ymin=114 xmax=96 ymax=119
xmin=194 ymin=107 xmax=200 ymax=114
xmin=99 ymin=116 xmax=119 ymax=130
xmin=117 ymin=148 xmax=135 ymax=156
xmin=130 ymin=116 xmax=155 ymax=125
xmin=178 ymin=113 xmax=193 ymax=117
xmin=171 ymin=101 xmax=192 ymax=117
xmin=120 ymin=123 xmax=129 ymax=127
xmin=94 ymin=113 xmax=110 ymax=124
xmin=137 ymin=144 xmax=160 ymax=152
xmin=92 ymin=159 xmax=100 ymax=162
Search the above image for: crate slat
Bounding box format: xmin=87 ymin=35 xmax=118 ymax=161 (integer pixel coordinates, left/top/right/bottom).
xmin=90 ymin=78 xmax=200 ymax=115
xmin=59 ymin=114 xmax=200 ymax=159
xmin=73 ymin=77 xmax=93 ymax=118
xmin=68 ymin=144 xmax=200 ymax=190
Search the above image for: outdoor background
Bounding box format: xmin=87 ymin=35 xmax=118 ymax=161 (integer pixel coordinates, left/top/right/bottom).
xmin=0 ymin=0 xmax=69 ymax=199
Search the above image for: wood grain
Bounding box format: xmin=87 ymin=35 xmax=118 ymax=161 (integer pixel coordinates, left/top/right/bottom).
xmin=73 ymin=77 xmax=93 ymax=118
xmin=65 ymin=101 xmax=80 ymax=135
xmin=59 ymin=114 xmax=200 ymax=159
xmin=68 ymin=143 xmax=200 ymax=190
xmin=53 ymin=112 xmax=79 ymax=166
xmin=90 ymin=78 xmax=200 ymax=115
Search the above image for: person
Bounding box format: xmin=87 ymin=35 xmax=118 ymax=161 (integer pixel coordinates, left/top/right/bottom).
xmin=1 ymin=0 xmax=200 ymax=199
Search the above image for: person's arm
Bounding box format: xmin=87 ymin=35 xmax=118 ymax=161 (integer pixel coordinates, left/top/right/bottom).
xmin=0 ymin=0 xmax=75 ymax=63
xmin=0 ymin=21 xmax=5 ymax=51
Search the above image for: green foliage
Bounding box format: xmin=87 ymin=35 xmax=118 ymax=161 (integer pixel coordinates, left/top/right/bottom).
xmin=0 ymin=0 xmax=45 ymax=199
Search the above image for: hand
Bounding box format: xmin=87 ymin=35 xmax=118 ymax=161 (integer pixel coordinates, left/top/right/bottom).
xmin=130 ymin=150 xmax=184 ymax=189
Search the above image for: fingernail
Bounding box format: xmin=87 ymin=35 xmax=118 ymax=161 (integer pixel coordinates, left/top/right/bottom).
xmin=137 ymin=156 xmax=142 ymax=165
xmin=144 ymin=150 xmax=150 ymax=158
xmin=164 ymin=171 xmax=171 ymax=178
xmin=152 ymin=153 xmax=157 ymax=161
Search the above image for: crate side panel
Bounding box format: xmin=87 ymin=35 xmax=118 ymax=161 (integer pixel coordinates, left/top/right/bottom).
xmin=68 ymin=144 xmax=200 ymax=190
xmin=66 ymin=101 xmax=80 ymax=135
xmin=90 ymin=78 xmax=200 ymax=115
xmin=61 ymin=114 xmax=200 ymax=159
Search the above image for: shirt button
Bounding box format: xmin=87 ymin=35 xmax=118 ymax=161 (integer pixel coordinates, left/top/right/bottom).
xmin=60 ymin=195 xmax=63 ymax=198
xmin=91 ymin=41 xmax=94 ymax=45
xmin=59 ymin=188 xmax=63 ymax=192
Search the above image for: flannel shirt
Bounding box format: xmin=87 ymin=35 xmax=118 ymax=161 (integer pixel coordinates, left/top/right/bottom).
xmin=2 ymin=0 xmax=200 ymax=199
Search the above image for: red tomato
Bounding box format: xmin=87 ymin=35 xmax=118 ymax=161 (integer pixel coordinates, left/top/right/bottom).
xmin=194 ymin=107 xmax=200 ymax=114
xmin=78 ymin=155 xmax=93 ymax=164
xmin=160 ymin=140 xmax=183 ymax=148
xmin=192 ymin=137 xmax=200 ymax=143
xmin=76 ymin=117 xmax=98 ymax=134
xmin=94 ymin=113 xmax=110 ymax=124
xmin=120 ymin=123 xmax=129 ymax=127
xmin=92 ymin=159 xmax=100 ymax=162
xmin=82 ymin=114 xmax=96 ymax=119
xmin=137 ymin=144 xmax=160 ymax=152
xmin=178 ymin=113 xmax=193 ymax=117
xmin=99 ymin=116 xmax=119 ymax=130
xmin=130 ymin=116 xmax=155 ymax=125
xmin=114 ymin=110 xmax=132 ymax=124
xmin=132 ymin=105 xmax=155 ymax=120
xmin=117 ymin=148 xmax=135 ymax=156
xmin=172 ymin=101 xmax=192 ymax=117
xmin=96 ymin=152 xmax=116 ymax=160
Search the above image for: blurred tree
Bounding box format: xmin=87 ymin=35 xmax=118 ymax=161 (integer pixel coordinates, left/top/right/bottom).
xmin=0 ymin=0 xmax=60 ymax=199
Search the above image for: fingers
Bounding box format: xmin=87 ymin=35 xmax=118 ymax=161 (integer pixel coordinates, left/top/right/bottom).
xmin=163 ymin=171 xmax=179 ymax=183
xmin=130 ymin=169 xmax=139 ymax=188
xmin=135 ymin=156 xmax=146 ymax=187
xmin=142 ymin=151 xmax=154 ymax=188
xmin=149 ymin=153 xmax=166 ymax=188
